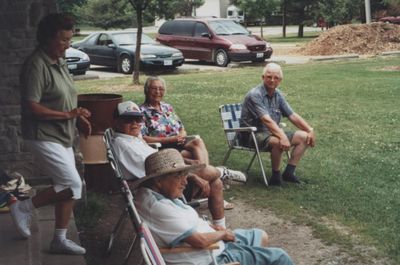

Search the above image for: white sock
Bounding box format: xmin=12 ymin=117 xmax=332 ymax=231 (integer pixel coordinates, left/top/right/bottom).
xmin=54 ymin=228 xmax=67 ymax=241
xmin=213 ymin=217 xmax=226 ymax=228
xmin=20 ymin=198 xmax=35 ymax=212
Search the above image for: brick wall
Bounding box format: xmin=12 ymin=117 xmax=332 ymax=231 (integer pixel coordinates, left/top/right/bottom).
xmin=0 ymin=0 xmax=57 ymax=180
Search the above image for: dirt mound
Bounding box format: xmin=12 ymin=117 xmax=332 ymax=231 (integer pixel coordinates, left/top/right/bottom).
xmin=299 ymin=22 xmax=400 ymax=55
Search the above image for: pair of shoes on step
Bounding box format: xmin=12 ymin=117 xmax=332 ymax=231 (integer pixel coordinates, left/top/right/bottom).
xmin=218 ymin=167 xmax=247 ymax=183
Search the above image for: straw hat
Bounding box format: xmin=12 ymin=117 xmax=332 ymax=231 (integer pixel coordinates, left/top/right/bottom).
xmin=132 ymin=148 xmax=205 ymax=189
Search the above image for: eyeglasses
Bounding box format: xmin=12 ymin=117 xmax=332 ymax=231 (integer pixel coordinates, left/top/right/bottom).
xmin=149 ymin=86 xmax=165 ymax=92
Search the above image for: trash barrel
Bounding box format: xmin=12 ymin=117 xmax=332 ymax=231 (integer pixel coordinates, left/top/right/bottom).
xmin=78 ymin=93 xmax=123 ymax=193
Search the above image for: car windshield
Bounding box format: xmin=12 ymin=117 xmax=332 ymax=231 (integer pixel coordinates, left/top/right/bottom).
xmin=208 ymin=20 xmax=249 ymax=35
xmin=112 ymin=33 xmax=156 ymax=45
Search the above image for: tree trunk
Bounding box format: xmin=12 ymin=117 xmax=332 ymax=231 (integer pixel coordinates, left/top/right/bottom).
xmin=260 ymin=21 xmax=263 ymax=39
xmin=282 ymin=0 xmax=287 ymax=38
xmin=133 ymin=9 xmax=143 ymax=85
xmin=297 ymin=24 xmax=304 ymax=38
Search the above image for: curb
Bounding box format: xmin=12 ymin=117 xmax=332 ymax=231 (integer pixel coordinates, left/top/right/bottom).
xmin=380 ymin=51 xmax=400 ymax=56
xmin=309 ymin=54 xmax=359 ymax=61
xmin=73 ymin=74 xmax=99 ymax=81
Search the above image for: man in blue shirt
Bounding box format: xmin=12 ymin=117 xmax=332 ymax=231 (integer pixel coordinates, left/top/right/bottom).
xmin=241 ymin=63 xmax=316 ymax=185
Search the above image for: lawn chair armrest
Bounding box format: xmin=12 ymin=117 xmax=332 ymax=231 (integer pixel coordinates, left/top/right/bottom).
xmin=224 ymin=127 xmax=257 ymax=133
xmin=159 ymin=242 xmax=219 ymax=254
xmin=185 ymin=134 xmax=200 ymax=142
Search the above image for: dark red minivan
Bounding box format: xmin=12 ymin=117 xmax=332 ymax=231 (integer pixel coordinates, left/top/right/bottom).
xmin=156 ymin=18 xmax=273 ymax=67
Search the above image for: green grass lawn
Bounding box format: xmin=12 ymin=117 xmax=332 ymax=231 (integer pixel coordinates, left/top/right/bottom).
xmin=75 ymin=56 xmax=400 ymax=264
xmin=265 ymin=30 xmax=321 ymax=43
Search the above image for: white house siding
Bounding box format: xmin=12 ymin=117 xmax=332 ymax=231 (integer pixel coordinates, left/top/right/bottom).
xmin=195 ymin=0 xmax=230 ymax=18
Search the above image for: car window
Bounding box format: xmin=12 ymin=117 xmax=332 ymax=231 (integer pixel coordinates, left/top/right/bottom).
xmin=160 ymin=20 xmax=193 ymax=36
xmin=97 ymin=34 xmax=113 ymax=46
xmin=194 ymin=22 xmax=210 ymax=37
xmin=82 ymin=34 xmax=98 ymax=45
xmin=208 ymin=20 xmax=249 ymax=35
xmin=159 ymin=21 xmax=175 ymax=35
xmin=112 ymin=33 xmax=155 ymax=46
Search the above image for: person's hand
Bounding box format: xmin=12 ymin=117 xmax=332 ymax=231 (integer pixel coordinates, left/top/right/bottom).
xmin=70 ymin=107 xmax=91 ymax=119
xmin=192 ymin=175 xmax=210 ymax=198
xmin=279 ymin=137 xmax=291 ymax=151
xmin=77 ymin=116 xmax=92 ymax=138
xmin=176 ymin=135 xmax=186 ymax=145
xmin=222 ymin=229 xmax=235 ymax=242
xmin=306 ymin=130 xmax=316 ymax=147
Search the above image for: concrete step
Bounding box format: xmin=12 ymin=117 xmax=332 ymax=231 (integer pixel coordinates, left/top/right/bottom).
xmin=0 ymin=207 xmax=41 ymax=265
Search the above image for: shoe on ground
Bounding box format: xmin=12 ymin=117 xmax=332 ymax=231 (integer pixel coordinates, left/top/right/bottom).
xmin=282 ymin=174 xmax=301 ymax=184
xmin=269 ymin=176 xmax=282 ymax=186
xmin=218 ymin=167 xmax=247 ymax=183
xmin=10 ymin=201 xmax=32 ymax=238
xmin=50 ymin=238 xmax=86 ymax=255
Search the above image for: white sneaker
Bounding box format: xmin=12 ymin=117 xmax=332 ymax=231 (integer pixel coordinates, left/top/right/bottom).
xmin=218 ymin=167 xmax=247 ymax=183
xmin=50 ymin=238 xmax=86 ymax=255
xmin=10 ymin=201 xmax=32 ymax=238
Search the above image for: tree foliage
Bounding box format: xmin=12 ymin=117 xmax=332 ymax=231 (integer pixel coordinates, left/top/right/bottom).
xmin=56 ymin=0 xmax=87 ymax=14
xmin=74 ymin=0 xmax=150 ymax=29
xmin=319 ymin=0 xmax=365 ymax=26
xmin=236 ymin=0 xmax=279 ymax=37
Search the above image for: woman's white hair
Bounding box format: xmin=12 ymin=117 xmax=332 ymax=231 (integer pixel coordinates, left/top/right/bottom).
xmin=262 ymin=63 xmax=283 ymax=79
xmin=144 ymin=76 xmax=166 ymax=103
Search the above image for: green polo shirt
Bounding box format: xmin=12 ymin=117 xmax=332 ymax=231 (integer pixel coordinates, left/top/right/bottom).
xmin=20 ymin=48 xmax=77 ymax=147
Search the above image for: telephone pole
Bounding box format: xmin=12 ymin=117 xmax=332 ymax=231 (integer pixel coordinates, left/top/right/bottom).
xmin=365 ymin=0 xmax=371 ymax=23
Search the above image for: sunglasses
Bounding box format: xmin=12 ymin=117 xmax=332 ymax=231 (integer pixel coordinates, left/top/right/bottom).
xmin=120 ymin=116 xmax=143 ymax=123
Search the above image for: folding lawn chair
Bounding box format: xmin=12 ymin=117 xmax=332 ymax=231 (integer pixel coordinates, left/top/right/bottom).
xmin=219 ymin=103 xmax=289 ymax=187
xmin=104 ymin=128 xmax=233 ymax=265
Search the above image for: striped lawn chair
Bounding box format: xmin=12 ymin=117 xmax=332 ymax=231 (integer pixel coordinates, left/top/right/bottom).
xmin=219 ymin=103 xmax=270 ymax=186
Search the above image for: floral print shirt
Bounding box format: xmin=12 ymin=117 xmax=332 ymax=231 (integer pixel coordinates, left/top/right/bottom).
xmin=140 ymin=101 xmax=184 ymax=137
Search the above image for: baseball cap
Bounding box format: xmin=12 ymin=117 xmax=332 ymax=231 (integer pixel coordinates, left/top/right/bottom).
xmin=117 ymin=101 xmax=143 ymax=118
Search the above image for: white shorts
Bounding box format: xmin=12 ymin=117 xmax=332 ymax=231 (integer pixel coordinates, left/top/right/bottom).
xmin=28 ymin=140 xmax=82 ymax=199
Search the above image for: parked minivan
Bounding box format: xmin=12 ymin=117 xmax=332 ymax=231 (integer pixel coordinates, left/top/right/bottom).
xmin=157 ymin=18 xmax=273 ymax=67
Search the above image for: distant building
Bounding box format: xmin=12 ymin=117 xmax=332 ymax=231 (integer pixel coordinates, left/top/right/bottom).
xmin=194 ymin=0 xmax=230 ymax=18
xmin=155 ymin=0 xmax=230 ymax=28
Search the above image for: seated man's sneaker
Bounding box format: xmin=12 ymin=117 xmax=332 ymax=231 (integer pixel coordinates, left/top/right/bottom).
xmin=10 ymin=201 xmax=32 ymax=238
xmin=50 ymin=238 xmax=86 ymax=255
xmin=218 ymin=167 xmax=247 ymax=183
xmin=282 ymin=174 xmax=301 ymax=184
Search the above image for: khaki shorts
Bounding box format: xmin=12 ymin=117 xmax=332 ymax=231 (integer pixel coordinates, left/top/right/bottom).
xmin=249 ymin=131 xmax=294 ymax=151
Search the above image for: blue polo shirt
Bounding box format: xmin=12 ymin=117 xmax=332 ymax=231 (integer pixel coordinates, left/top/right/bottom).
xmin=241 ymin=83 xmax=294 ymax=133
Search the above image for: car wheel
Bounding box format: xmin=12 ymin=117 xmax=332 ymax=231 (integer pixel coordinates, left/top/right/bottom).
xmin=214 ymin=49 xmax=229 ymax=67
xmin=119 ymin=55 xmax=133 ymax=74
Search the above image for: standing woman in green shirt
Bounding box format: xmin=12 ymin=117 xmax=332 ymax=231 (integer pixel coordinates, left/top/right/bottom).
xmin=11 ymin=13 xmax=91 ymax=255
